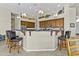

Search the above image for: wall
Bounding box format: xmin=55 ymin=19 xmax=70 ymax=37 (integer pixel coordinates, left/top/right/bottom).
xmin=64 ymin=5 xmax=76 ymax=37
xmin=69 ymin=8 xmax=79 ymax=34
xmin=15 ymin=18 xmax=21 ymax=30
xmin=76 ymin=22 xmax=79 ymax=34
xmin=74 ymin=7 xmax=79 ymax=34
xmin=76 ymin=9 xmax=79 ymax=33
xmin=69 ymin=8 xmax=76 ymax=37
xmin=64 ymin=5 xmax=70 ymax=32
xmin=11 ymin=17 xmax=15 ymax=30
xmin=0 ymin=7 xmax=11 ymax=35
xmin=76 ymin=8 xmax=79 ymax=16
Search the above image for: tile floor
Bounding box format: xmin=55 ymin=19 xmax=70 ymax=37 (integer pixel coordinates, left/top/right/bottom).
xmin=0 ymin=41 xmax=67 ymax=56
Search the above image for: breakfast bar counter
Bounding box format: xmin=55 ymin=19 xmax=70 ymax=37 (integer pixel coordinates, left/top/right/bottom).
xmin=16 ymin=29 xmax=62 ymax=51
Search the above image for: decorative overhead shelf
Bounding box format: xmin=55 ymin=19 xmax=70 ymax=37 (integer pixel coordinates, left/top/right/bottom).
xmin=57 ymin=7 xmax=64 ymax=15
xmin=21 ymin=15 xmax=28 ymax=18
xmin=38 ymin=14 xmax=51 ymax=19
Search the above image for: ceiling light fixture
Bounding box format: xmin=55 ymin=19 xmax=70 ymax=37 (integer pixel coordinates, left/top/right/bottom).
xmin=17 ymin=16 xmax=21 ymax=19
xmin=57 ymin=4 xmax=61 ymax=7
xmin=38 ymin=10 xmax=44 ymax=14
xmin=76 ymin=18 xmax=79 ymax=22
xmin=22 ymin=13 xmax=27 ymax=16
xmin=53 ymin=13 xmax=58 ymax=17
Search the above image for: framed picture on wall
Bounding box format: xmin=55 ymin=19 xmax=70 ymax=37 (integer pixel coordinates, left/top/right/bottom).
xmin=70 ymin=23 xmax=75 ymax=28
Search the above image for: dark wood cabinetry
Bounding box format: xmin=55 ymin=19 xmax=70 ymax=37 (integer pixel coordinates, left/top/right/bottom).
xmin=39 ymin=18 xmax=64 ymax=28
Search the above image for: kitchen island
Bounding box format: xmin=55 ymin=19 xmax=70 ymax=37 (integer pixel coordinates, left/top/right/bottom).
xmin=16 ymin=29 xmax=62 ymax=51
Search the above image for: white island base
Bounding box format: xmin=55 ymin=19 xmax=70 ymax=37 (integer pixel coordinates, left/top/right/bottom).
xmin=22 ymin=31 xmax=58 ymax=51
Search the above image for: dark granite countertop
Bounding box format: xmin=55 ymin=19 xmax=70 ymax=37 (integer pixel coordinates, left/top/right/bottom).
xmin=15 ymin=27 xmax=64 ymax=31
xmin=76 ymin=33 xmax=79 ymax=35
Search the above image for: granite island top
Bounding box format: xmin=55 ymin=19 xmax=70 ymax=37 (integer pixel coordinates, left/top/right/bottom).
xmin=15 ymin=28 xmax=64 ymax=32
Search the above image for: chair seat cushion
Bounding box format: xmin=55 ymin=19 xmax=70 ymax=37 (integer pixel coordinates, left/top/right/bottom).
xmin=11 ymin=37 xmax=23 ymax=42
xmin=11 ymin=37 xmax=16 ymax=39
xmin=58 ymin=36 xmax=65 ymax=40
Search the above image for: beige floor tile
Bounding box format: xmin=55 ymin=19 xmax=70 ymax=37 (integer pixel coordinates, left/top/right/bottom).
xmin=0 ymin=41 xmax=67 ymax=56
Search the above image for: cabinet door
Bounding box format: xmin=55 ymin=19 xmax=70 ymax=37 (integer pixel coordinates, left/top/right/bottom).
xmin=55 ymin=19 xmax=59 ymax=27
xmin=59 ymin=19 xmax=64 ymax=27
xmin=45 ymin=21 xmax=48 ymax=28
xmin=21 ymin=21 xmax=35 ymax=28
xmin=42 ymin=21 xmax=43 ymax=28
xmin=55 ymin=18 xmax=64 ymax=27
xmin=47 ymin=21 xmax=50 ymax=28
xmin=45 ymin=20 xmax=56 ymax=28
xmin=39 ymin=18 xmax=64 ymax=28
xmin=52 ymin=20 xmax=56 ymax=27
xmin=40 ymin=22 xmax=42 ymax=28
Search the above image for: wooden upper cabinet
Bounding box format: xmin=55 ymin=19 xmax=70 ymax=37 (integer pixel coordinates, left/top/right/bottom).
xmin=59 ymin=19 xmax=64 ymax=27
xmin=51 ymin=20 xmax=56 ymax=27
xmin=55 ymin=19 xmax=60 ymax=27
xmin=55 ymin=18 xmax=64 ymax=28
xmin=21 ymin=21 xmax=35 ymax=28
xmin=39 ymin=18 xmax=64 ymax=28
xmin=39 ymin=21 xmax=48 ymax=28
xmin=39 ymin=22 xmax=42 ymax=28
xmin=42 ymin=21 xmax=44 ymax=28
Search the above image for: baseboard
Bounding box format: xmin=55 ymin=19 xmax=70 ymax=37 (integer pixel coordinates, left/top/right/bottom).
xmin=23 ymin=47 xmax=57 ymax=52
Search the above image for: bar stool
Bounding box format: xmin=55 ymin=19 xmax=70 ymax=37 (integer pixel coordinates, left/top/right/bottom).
xmin=6 ymin=30 xmax=23 ymax=53
xmin=58 ymin=31 xmax=71 ymax=50
xmin=66 ymin=38 xmax=79 ymax=56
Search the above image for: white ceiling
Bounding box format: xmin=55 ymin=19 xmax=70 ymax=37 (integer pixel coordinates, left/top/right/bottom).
xmin=0 ymin=3 xmax=79 ymax=18
xmin=0 ymin=3 xmax=65 ymax=17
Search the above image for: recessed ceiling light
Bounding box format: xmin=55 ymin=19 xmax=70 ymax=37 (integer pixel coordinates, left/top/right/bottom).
xmin=18 ymin=3 xmax=21 ymax=6
xmin=29 ymin=7 xmax=32 ymax=10
xmin=57 ymin=4 xmax=61 ymax=7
